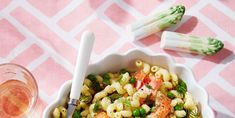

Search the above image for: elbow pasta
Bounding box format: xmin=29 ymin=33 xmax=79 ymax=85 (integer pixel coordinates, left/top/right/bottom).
xmin=135 ymin=60 xmax=143 ymax=67
xmin=116 ymin=102 xmax=124 ymax=111
xmin=131 ymin=99 xmax=140 ymax=107
xmin=150 ymin=65 xmax=160 ymax=72
xmin=104 ymin=85 xmax=115 ymax=94
xmin=155 ymin=68 xmax=170 ymax=82
xmin=119 ymin=72 xmax=130 ymax=85
xmin=170 ymin=90 xmax=183 ymax=98
xmin=170 ymin=73 xmax=178 ymax=87
xmin=162 ymin=81 xmax=173 ymax=89
xmin=184 ymin=92 xmax=197 ymax=110
xmin=81 ymin=85 xmax=91 ymax=96
xmin=84 ymin=79 xmax=92 ymax=87
xmin=81 ymin=107 xmax=89 ymax=116
xmin=171 ymin=98 xmax=184 ymax=107
xmin=175 ymin=110 xmax=187 ymax=117
xmin=120 ymin=110 xmax=132 ymax=117
xmin=124 ymin=84 xmax=136 ymax=96
xmin=95 ymin=75 xmax=103 ymax=83
xmin=52 ymin=60 xmax=201 ymax=118
xmin=93 ymin=91 xmax=108 ymax=102
xmin=107 ymin=104 xmax=117 ymax=117
xmin=111 ymin=82 xmax=126 ymax=94
xmin=89 ymin=103 xmax=96 ymax=117
xmin=142 ymin=62 xmax=151 ymax=74
xmin=142 ymin=104 xmax=151 ymax=113
xmin=52 ymin=108 xmax=61 ymax=118
xmin=101 ymin=97 xmax=111 ymax=110
xmin=52 ymin=106 xmax=67 ymax=118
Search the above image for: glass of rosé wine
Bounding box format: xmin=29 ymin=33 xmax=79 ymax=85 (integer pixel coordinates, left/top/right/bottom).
xmin=0 ymin=63 xmax=38 ymax=118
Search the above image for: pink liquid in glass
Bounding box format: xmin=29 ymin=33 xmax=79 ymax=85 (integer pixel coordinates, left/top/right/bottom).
xmin=0 ymin=64 xmax=38 ymax=118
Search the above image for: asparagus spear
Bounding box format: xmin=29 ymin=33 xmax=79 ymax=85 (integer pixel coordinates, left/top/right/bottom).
xmin=127 ymin=5 xmax=185 ymax=40
xmin=130 ymin=11 xmax=185 ymax=40
xmin=160 ymin=31 xmax=224 ymax=56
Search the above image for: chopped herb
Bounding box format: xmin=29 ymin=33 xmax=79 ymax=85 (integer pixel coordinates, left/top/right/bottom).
xmin=87 ymin=74 xmax=102 ymax=92
xmin=93 ymin=102 xmax=102 ymax=112
xmin=79 ymin=95 xmax=92 ymax=103
xmin=145 ymin=84 xmax=153 ymax=89
xmin=117 ymin=74 xmax=123 ymax=82
xmin=108 ymin=93 xmax=123 ymax=102
xmin=93 ymin=82 xmax=102 ymax=92
xmin=119 ymin=98 xmax=131 ymax=107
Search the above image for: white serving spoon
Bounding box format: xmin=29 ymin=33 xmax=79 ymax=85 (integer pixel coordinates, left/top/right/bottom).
xmin=66 ymin=31 xmax=94 ymax=118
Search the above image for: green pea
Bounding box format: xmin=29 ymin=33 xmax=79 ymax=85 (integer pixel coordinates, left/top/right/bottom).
xmin=119 ymin=68 xmax=129 ymax=74
xmin=176 ymin=85 xmax=186 ymax=94
xmin=176 ymin=80 xmax=187 ymax=94
xmin=73 ymin=110 xmax=81 ymax=118
xmin=129 ymin=77 xmax=136 ymax=84
xmin=132 ymin=109 xmax=140 ymax=117
xmin=103 ymin=73 xmax=110 ymax=80
xmin=180 ymin=80 xmax=187 ymax=88
xmin=87 ymin=74 xmax=96 ymax=81
xmin=139 ymin=108 xmax=146 ymax=117
xmin=102 ymin=73 xmax=111 ymax=85
xmin=174 ymin=103 xmax=184 ymax=110
xmin=167 ymin=92 xmax=175 ymax=99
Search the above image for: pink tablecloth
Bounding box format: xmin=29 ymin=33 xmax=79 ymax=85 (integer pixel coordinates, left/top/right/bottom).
xmin=0 ymin=0 xmax=235 ymax=117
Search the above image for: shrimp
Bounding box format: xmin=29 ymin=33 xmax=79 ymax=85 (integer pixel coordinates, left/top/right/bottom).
xmin=148 ymin=91 xmax=171 ymax=118
xmin=134 ymin=70 xmax=146 ymax=81
xmin=94 ymin=111 xmax=109 ymax=118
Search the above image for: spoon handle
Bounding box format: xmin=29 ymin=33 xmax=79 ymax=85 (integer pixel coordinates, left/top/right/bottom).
xmin=70 ymin=31 xmax=94 ymax=100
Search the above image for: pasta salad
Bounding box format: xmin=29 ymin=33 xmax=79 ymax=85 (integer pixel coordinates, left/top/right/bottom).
xmin=52 ymin=60 xmax=201 ymax=118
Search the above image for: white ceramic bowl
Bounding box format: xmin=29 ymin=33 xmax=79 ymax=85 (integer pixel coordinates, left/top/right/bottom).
xmin=43 ymin=49 xmax=214 ymax=118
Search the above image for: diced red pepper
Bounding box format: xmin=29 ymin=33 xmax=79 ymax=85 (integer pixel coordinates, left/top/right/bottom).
xmin=143 ymin=76 xmax=151 ymax=84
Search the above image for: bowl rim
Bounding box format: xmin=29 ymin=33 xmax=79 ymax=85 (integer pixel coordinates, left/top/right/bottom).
xmin=43 ymin=49 xmax=215 ymax=118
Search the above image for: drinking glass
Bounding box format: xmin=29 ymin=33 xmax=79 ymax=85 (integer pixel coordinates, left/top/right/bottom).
xmin=0 ymin=63 xmax=38 ymax=118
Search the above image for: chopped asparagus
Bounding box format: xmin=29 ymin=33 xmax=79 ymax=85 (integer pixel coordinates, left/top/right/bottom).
xmin=87 ymin=74 xmax=102 ymax=92
xmin=161 ymin=31 xmax=224 ymax=55
xmin=93 ymin=102 xmax=102 ymax=112
xmin=108 ymin=93 xmax=123 ymax=102
xmin=79 ymin=94 xmax=92 ymax=103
